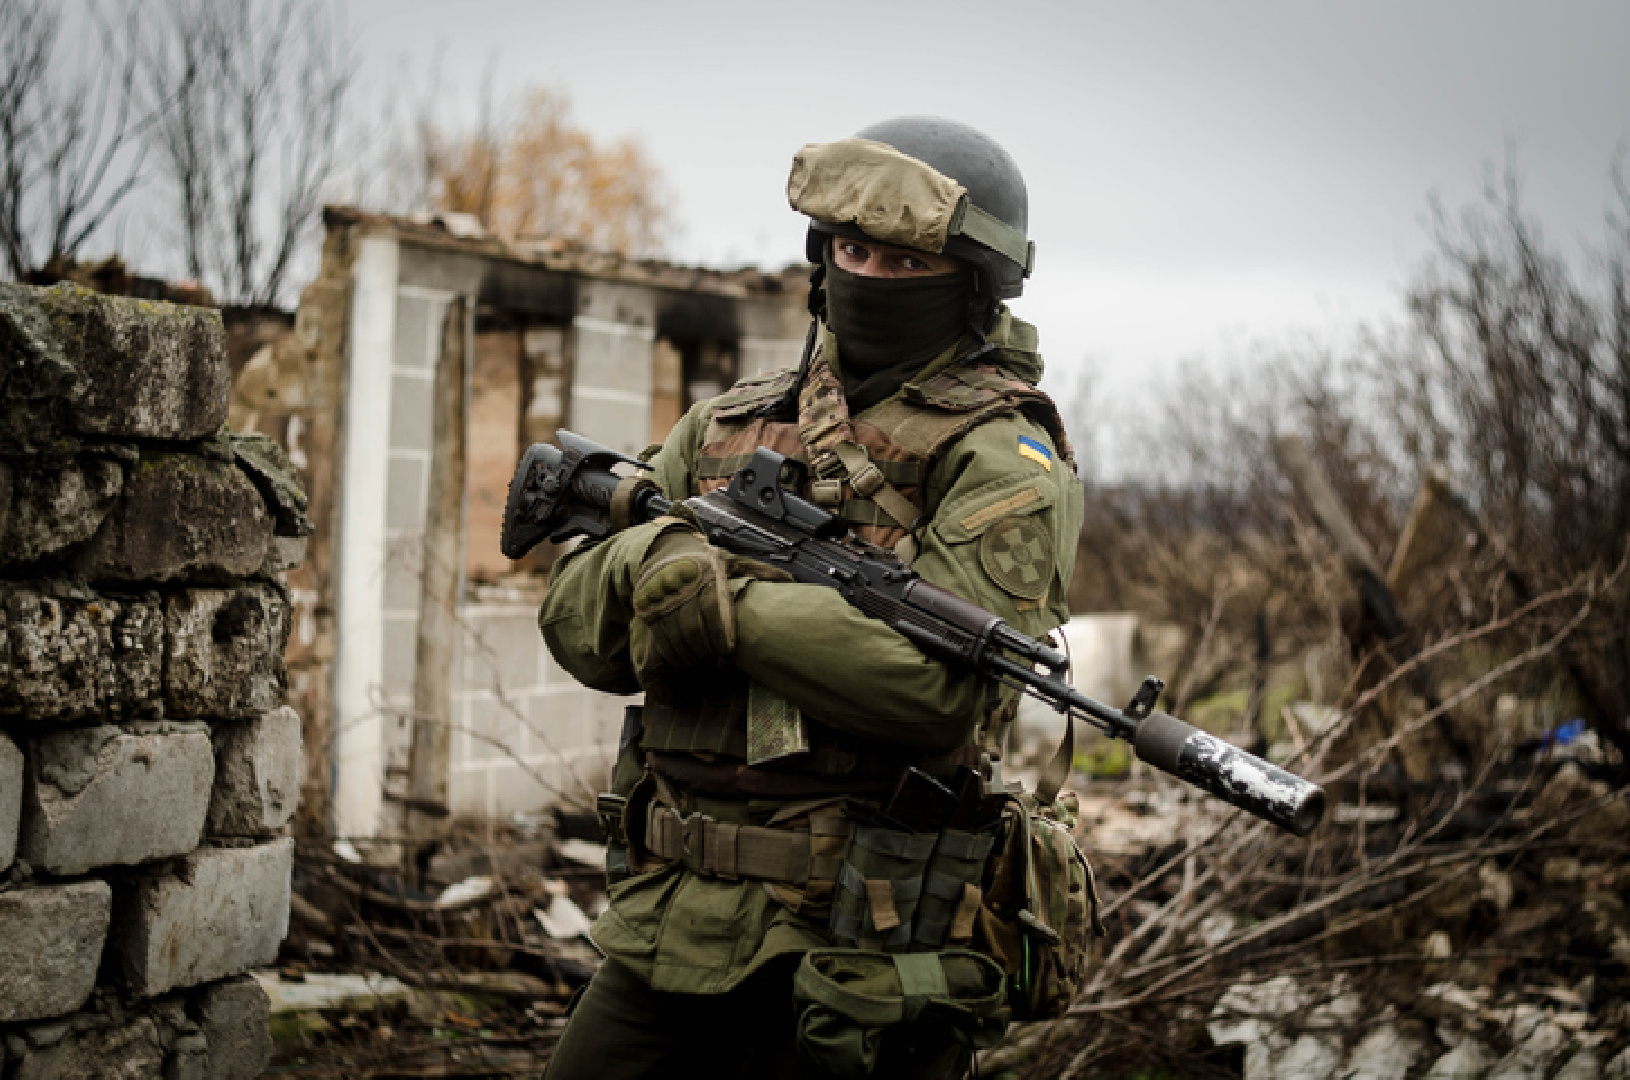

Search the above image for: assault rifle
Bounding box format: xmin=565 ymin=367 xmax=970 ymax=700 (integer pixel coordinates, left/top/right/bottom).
xmin=502 ymin=431 xmax=1327 ymax=836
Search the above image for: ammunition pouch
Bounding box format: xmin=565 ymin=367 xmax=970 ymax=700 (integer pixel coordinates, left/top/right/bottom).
xmin=792 ymin=948 xmax=1008 ymax=1079
xmin=599 ymin=705 xmax=648 ymax=888
xmin=913 ymin=827 xmax=997 ymax=951
xmin=829 ymin=819 xmax=999 ymax=954
xmin=830 ymin=826 xmax=938 ymax=952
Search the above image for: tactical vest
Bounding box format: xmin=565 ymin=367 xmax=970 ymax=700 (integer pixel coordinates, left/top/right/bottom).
xmin=641 ymin=339 xmax=1075 ymax=795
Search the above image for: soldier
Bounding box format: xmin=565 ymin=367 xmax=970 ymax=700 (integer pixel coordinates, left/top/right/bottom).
xmin=539 ymin=116 xmax=1083 ymax=1079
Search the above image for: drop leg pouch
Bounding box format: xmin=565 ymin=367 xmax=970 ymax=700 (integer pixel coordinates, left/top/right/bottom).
xmin=792 ymin=947 xmax=1009 ymax=1080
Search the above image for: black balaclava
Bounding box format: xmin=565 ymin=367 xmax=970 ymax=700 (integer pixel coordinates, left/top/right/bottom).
xmin=823 ymin=253 xmax=971 ymax=395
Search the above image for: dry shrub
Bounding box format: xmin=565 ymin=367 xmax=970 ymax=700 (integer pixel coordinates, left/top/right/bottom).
xmin=1070 ymin=169 xmax=1630 ymax=766
xmin=997 ymin=556 xmax=1628 ymax=1079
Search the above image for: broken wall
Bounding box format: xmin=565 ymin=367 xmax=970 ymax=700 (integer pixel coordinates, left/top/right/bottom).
xmin=0 ymin=283 xmax=305 ymax=1078
xmin=232 ymin=210 xmax=811 ymax=842
xmin=227 ymin=229 xmax=351 ymax=836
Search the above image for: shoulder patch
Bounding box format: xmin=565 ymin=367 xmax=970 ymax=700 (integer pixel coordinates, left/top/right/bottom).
xmin=1018 ymin=434 xmax=1052 ymax=471
xmin=979 ymin=515 xmax=1054 ymax=600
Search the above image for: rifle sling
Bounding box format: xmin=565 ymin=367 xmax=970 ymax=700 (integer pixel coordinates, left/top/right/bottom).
xmin=1034 ymin=704 xmax=1074 ymax=808
xmin=826 ymin=441 xmax=922 ymax=535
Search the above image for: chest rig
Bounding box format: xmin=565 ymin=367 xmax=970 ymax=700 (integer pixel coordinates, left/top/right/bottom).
xmin=639 ymin=338 xmax=1074 ymax=792
xmin=695 ymin=343 xmax=1071 ymax=553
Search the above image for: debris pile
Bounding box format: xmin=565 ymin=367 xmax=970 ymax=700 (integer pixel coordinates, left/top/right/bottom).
xmin=266 ymin=812 xmax=611 ymax=1075
xmin=986 ymin=437 xmax=1630 ymax=1078
xmin=0 ymin=283 xmax=309 ymax=1077
xmin=979 ymin=745 xmax=1630 ymax=1079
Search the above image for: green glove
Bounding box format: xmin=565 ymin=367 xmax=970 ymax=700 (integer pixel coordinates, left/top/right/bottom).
xmin=631 ymin=525 xmax=737 ymax=681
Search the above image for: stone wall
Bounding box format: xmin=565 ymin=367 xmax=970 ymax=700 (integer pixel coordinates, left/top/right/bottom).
xmin=0 ymin=283 xmax=305 ymax=1078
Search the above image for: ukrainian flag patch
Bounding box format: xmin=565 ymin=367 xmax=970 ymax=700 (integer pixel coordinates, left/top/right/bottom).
xmin=1017 ymin=435 xmax=1052 ymax=471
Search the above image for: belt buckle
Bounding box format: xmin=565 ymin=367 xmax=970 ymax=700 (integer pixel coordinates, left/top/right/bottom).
xmin=679 ymin=811 xmax=709 ymax=873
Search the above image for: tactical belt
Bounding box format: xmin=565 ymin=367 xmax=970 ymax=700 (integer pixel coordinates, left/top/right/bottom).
xmin=645 ymin=803 xmax=847 ymax=886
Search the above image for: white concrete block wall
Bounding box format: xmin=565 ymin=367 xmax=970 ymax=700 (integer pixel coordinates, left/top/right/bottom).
xmin=328 ymin=250 xmax=810 ymax=828
xmin=570 ymin=280 xmax=657 ymax=459
xmin=737 ymin=293 xmax=812 ymax=379
xmin=447 ymin=601 xmax=623 ymax=818
xmin=738 ymin=334 xmax=808 ymax=380
xmin=333 ymin=273 xmax=456 ymax=837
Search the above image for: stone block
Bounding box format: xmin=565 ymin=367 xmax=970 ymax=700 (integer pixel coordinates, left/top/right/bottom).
xmin=2 ymin=282 xmax=228 ymax=441
xmin=77 ymin=453 xmax=271 ymax=583
xmin=19 ymin=725 xmax=213 ymax=875
xmin=165 ymin=584 xmax=288 ymax=719
xmin=0 ymin=458 xmax=123 ymax=566
xmin=8 ymin=1016 xmax=166 ymax=1080
xmin=0 ymin=585 xmax=163 ymax=721
xmin=113 ymin=838 xmax=293 ymax=997
xmin=167 ymin=1032 xmax=211 ymax=1080
xmin=208 ymin=706 xmax=302 ymax=837
xmin=0 ymin=880 xmax=111 ymax=1022
xmin=231 ymin=431 xmax=312 ymax=538
xmin=1 ymin=732 xmax=20 ymax=868
xmin=260 ymin=534 xmax=308 ymax=575
xmin=195 ymin=975 xmax=273 ymax=1080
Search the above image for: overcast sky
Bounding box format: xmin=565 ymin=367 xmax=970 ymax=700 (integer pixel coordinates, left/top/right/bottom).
xmin=326 ymin=2 xmax=1630 ymax=402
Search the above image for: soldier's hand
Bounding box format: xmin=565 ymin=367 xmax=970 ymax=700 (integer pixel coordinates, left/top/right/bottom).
xmin=630 ymin=527 xmax=736 ymax=682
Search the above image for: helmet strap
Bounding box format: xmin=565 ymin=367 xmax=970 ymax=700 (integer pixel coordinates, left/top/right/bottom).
xmin=967 ymin=271 xmax=999 ymax=337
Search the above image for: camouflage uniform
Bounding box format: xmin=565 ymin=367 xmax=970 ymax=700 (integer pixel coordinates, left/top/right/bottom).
xmin=539 ymin=311 xmax=1082 ymax=1077
xmin=540 ymin=113 xmax=1077 ymax=1077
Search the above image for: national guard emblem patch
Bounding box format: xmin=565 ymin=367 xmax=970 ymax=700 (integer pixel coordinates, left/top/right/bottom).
xmin=1018 ymin=435 xmax=1053 ymax=471
xmin=980 ymin=515 xmax=1054 ymax=600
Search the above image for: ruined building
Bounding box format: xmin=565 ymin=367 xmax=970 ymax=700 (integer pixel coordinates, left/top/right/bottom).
xmin=232 ymin=208 xmax=810 ymax=844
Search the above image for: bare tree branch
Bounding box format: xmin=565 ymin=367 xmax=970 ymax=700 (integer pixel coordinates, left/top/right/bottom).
xmin=0 ymin=0 xmax=152 ymax=278
xmin=143 ymin=0 xmax=354 ymax=305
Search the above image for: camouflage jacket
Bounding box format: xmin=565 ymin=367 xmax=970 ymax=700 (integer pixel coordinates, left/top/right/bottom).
xmin=538 ymin=309 xmax=1084 ymax=993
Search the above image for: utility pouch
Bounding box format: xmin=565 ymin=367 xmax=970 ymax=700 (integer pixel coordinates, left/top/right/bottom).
xmin=976 ymin=791 xmax=1103 ymax=1021
xmin=911 ymin=826 xmax=998 ymax=951
xmin=830 ymin=824 xmax=937 ymax=953
xmin=619 ymin=770 xmax=660 ymax=873
xmin=793 ymin=947 xmax=1008 ymax=1080
xmin=601 ymin=705 xmax=647 ymax=888
xmin=597 ymin=792 xmax=631 ymax=886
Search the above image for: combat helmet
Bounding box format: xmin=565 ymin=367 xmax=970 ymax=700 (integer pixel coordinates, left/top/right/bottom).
xmin=792 ymin=116 xmax=1034 ymax=328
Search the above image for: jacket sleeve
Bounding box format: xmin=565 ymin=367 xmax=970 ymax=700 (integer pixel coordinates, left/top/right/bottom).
xmin=911 ymin=411 xmax=1082 ymax=640
xmin=730 ymin=411 xmax=1082 ymax=751
xmin=730 ymin=583 xmax=989 ymax=752
xmin=535 ymin=403 xmax=711 ymax=693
